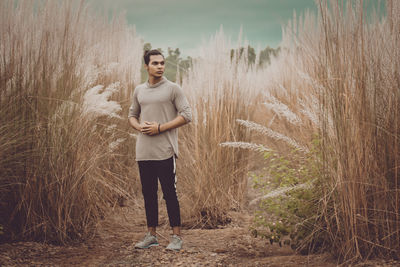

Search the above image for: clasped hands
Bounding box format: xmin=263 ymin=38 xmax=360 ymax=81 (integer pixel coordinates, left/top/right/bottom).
xmin=140 ymin=121 xmax=161 ymax=136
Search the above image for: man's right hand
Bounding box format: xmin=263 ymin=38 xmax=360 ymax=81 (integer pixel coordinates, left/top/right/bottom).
xmin=141 ymin=121 xmax=159 ymax=136
xmin=129 ymin=117 xmax=161 ymax=136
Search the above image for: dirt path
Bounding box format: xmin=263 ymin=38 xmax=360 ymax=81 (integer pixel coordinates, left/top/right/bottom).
xmin=0 ymin=207 xmax=397 ymax=266
xmin=0 ymin=206 xmax=337 ymax=267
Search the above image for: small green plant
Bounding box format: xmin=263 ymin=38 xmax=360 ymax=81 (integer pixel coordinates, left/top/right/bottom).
xmin=251 ymin=137 xmax=330 ymax=253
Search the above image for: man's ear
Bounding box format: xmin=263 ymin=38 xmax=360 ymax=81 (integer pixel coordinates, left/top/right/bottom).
xmin=144 ymin=64 xmax=149 ymax=71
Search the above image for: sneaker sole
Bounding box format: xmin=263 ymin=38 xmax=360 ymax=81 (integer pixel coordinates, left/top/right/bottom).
xmin=135 ymin=243 xmax=159 ymax=249
xmin=165 ymin=247 xmax=182 ymax=251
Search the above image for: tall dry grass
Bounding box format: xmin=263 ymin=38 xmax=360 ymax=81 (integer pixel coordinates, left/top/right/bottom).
xmin=232 ymin=0 xmax=400 ymax=262
xmin=314 ymin=0 xmax=400 ymax=260
xmin=178 ymin=28 xmax=268 ymax=227
xmin=0 ymin=0 xmax=142 ymax=243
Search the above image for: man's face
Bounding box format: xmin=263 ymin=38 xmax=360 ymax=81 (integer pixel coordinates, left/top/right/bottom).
xmin=145 ymin=55 xmax=165 ymax=78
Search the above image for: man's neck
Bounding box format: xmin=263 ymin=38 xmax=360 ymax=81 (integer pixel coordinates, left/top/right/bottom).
xmin=148 ymin=76 xmax=163 ymax=85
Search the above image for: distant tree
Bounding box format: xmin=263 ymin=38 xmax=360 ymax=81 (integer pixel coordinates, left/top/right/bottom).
xmin=248 ymin=46 xmax=256 ymax=65
xmin=164 ymin=47 xmax=181 ymax=81
xmin=259 ymin=46 xmax=281 ymax=66
xmin=229 ymin=45 xmax=261 ymax=66
xmin=143 ymin=42 xmax=152 ymax=52
xmin=179 ymin=56 xmax=192 ymax=71
xmin=230 ymin=45 xmax=280 ymax=67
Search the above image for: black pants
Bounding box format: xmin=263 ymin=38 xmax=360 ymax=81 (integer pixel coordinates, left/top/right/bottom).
xmin=138 ymin=157 xmax=181 ymax=227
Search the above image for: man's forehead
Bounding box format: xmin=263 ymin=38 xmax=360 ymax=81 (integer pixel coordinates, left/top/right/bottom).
xmin=149 ymin=55 xmax=164 ymax=63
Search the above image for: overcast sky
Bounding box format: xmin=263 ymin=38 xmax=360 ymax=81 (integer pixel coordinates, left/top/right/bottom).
xmin=94 ymin=0 xmax=383 ymax=57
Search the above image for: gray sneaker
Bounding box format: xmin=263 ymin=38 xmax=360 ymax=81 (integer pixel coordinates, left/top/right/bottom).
xmin=166 ymin=235 xmax=183 ymax=251
xmin=134 ymin=232 xmax=159 ymax=249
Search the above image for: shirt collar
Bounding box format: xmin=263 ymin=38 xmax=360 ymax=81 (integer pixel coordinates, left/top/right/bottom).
xmin=146 ymin=76 xmax=167 ymax=88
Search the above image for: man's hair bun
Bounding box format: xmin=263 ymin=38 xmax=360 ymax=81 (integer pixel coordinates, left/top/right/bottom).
xmin=143 ymin=49 xmax=164 ymax=65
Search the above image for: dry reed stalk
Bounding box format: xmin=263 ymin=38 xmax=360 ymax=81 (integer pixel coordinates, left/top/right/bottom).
xmin=220 ymin=0 xmax=399 ymax=262
xmin=0 ymin=0 xmax=142 ymax=243
xmin=177 ymin=28 xmax=265 ymax=227
xmin=258 ymin=0 xmax=400 ymax=261
xmin=310 ymin=0 xmax=400 ymax=260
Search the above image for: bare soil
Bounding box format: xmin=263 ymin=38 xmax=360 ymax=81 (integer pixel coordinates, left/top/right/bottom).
xmin=0 ymin=201 xmax=398 ymax=266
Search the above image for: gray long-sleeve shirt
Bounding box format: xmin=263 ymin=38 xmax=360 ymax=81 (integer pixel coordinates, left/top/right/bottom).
xmin=128 ymin=77 xmax=192 ymax=161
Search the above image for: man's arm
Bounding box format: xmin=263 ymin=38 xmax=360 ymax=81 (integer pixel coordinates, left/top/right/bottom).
xmin=138 ymin=115 xmax=188 ymax=136
xmin=128 ymin=117 xmax=143 ymax=132
xmin=159 ymin=115 xmax=187 ymax=132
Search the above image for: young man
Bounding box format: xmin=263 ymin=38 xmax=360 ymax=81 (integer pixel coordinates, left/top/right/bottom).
xmin=128 ymin=49 xmax=192 ymax=251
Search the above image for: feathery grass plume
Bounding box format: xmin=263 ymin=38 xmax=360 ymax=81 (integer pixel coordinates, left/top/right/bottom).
xmin=236 ymin=119 xmax=309 ymax=153
xmin=298 ymin=98 xmax=320 ymax=127
xmin=109 ymin=138 xmax=126 ymax=152
xmin=0 ymin=0 xmax=142 ymax=243
xmin=82 ymin=83 xmax=122 ymax=119
xmin=219 ymin=142 xmax=271 ymax=152
xmin=263 ymin=92 xmax=302 ymax=126
xmin=249 ymin=181 xmax=314 ymax=206
xmin=105 ymin=124 xmax=118 ymax=134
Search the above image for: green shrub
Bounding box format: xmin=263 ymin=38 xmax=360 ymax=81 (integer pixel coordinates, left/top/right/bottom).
xmin=251 ymin=137 xmax=331 ymax=253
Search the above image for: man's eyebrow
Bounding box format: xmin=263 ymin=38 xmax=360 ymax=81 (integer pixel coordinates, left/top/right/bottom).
xmin=151 ymin=60 xmax=165 ymax=64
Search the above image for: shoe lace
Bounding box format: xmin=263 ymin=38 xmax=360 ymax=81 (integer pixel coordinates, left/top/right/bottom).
xmin=144 ymin=232 xmax=155 ymax=241
xmin=172 ymin=235 xmax=181 ymax=244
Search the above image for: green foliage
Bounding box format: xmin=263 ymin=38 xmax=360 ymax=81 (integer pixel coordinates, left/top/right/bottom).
xmin=251 ymin=137 xmax=330 ymax=253
xmin=230 ymin=45 xmax=280 ymax=66
xmin=258 ymin=46 xmax=281 ymax=66
xmin=230 ymin=45 xmax=256 ymax=65
xmin=164 ymin=47 xmax=182 ymax=82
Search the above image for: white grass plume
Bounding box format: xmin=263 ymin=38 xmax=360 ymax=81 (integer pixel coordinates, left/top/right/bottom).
xmin=109 ymin=138 xmax=126 ymax=152
xmin=263 ymin=92 xmax=302 ymax=126
xmin=106 ymin=124 xmax=117 ymax=134
xmin=219 ymin=141 xmax=271 ymax=152
xmin=249 ymin=182 xmax=313 ymax=206
xmin=82 ymin=82 xmax=122 ymax=119
xmin=236 ymin=119 xmax=309 ymax=153
xmin=298 ymin=98 xmax=319 ymax=126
